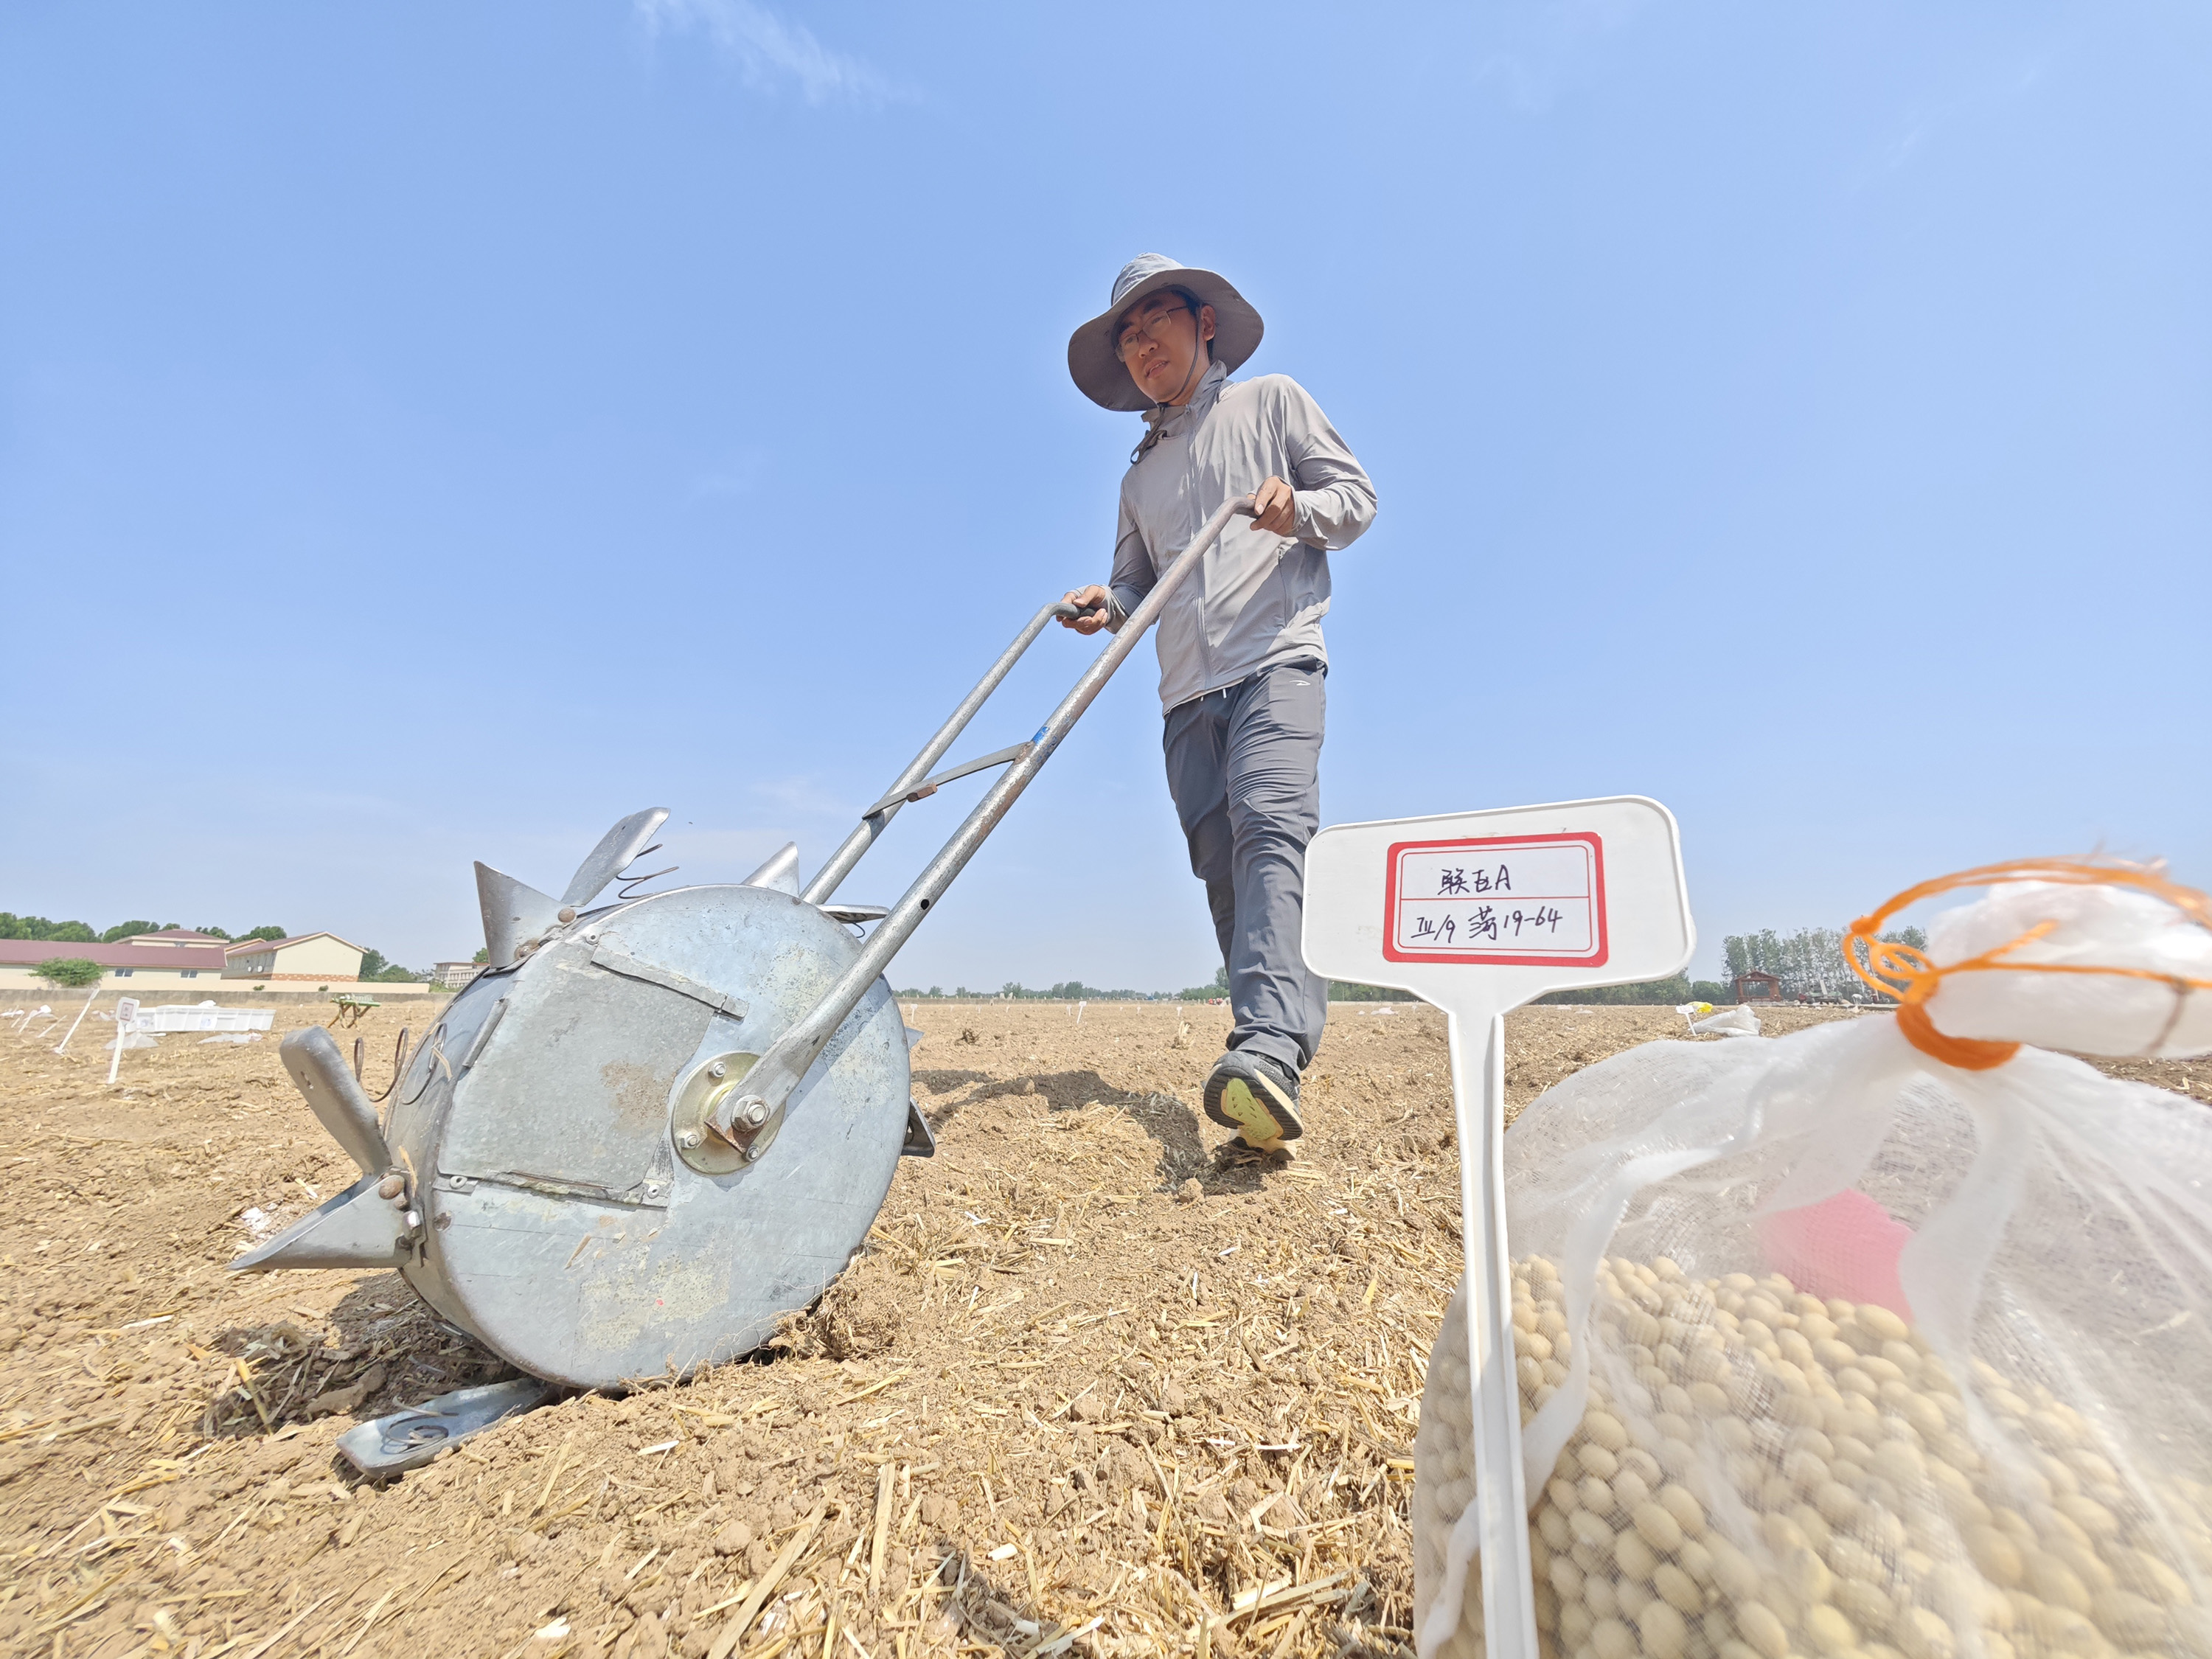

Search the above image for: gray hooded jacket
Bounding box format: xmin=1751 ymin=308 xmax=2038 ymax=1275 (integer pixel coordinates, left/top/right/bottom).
xmin=1105 ymin=360 xmax=1377 ymax=713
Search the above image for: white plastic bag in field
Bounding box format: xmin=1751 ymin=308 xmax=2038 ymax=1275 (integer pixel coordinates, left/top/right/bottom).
xmin=1689 ymin=1006 xmax=1762 ymax=1040
xmin=1414 ymin=859 xmax=2212 ymax=1659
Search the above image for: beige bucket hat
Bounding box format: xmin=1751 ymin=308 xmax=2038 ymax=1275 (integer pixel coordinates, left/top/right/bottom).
xmin=1066 ymin=253 xmax=1265 ymax=412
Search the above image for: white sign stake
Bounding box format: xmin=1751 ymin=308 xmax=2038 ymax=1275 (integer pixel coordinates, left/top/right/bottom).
xmin=1303 ymin=796 xmax=1691 ymax=1659
xmin=108 ymin=995 xmax=142 ymax=1087
xmin=52 ymin=987 xmax=101 ymax=1055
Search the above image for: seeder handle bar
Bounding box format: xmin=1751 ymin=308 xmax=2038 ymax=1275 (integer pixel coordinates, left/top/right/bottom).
xmin=724 ymin=495 xmax=1258 ymax=1156
xmin=859 ymin=742 xmax=1035 ymax=821
xmin=801 ymin=599 xmax=1085 ymax=908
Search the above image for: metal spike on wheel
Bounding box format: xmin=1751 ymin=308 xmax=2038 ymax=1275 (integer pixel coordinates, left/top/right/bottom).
xmin=741 ymin=842 xmax=802 ymax=894
xmin=473 ymin=863 xmax=560 ymax=970
xmin=563 ymin=807 xmax=671 ymax=909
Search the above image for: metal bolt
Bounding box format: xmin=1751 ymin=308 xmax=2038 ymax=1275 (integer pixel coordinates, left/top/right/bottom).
xmin=740 ymin=1098 xmax=770 ymax=1129
xmin=708 ymin=1062 xmax=727 ymax=1079
xmin=378 ymin=1175 xmax=405 ymax=1199
xmin=557 ymin=905 xmax=577 ymax=924
xmin=404 ymin=1209 xmax=422 ymax=1228
xmin=678 ymin=1129 xmax=703 ymax=1150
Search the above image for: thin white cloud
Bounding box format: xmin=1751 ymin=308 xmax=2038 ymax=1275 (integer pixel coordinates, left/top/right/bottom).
xmin=1471 ymin=0 xmax=1649 ymax=114
xmin=1852 ymin=41 xmax=2062 ymax=188
xmin=687 ymin=446 xmax=768 ymax=504
xmin=635 ymin=0 xmax=900 ymax=106
xmin=748 ymin=773 xmax=857 ymax=820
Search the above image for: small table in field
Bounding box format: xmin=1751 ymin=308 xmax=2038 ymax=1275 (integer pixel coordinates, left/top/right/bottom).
xmin=330 ymin=995 xmax=380 ymax=1027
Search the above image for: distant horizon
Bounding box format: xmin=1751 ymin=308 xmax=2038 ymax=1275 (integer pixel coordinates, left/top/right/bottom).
xmin=0 ymin=903 xmax=1830 ymax=1002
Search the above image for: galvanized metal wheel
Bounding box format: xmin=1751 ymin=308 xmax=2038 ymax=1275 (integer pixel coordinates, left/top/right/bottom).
xmin=380 ymin=882 xmax=911 ymax=1388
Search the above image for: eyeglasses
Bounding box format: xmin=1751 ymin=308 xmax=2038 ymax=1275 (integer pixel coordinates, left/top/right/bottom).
xmin=1115 ymin=304 xmax=1192 ymax=360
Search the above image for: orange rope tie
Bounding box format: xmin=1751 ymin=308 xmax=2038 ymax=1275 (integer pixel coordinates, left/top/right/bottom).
xmin=1892 ymin=1004 xmax=2020 ymax=1071
xmin=1842 ymin=857 xmax=2212 ymax=1072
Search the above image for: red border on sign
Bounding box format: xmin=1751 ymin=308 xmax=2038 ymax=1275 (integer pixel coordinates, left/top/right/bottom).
xmin=1380 ymin=832 xmax=1609 ymax=967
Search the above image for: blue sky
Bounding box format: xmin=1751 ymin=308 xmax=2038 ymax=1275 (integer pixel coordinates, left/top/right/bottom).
xmin=3 ymin=2 xmax=2206 ymax=991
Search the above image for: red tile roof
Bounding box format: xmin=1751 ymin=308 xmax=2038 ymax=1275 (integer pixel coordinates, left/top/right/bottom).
xmin=0 ymin=938 xmax=228 ymax=970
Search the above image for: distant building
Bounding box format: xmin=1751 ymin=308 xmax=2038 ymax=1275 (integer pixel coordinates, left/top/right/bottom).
xmin=0 ymin=930 xmax=229 ymax=987
xmin=431 ymin=961 xmax=481 ymax=990
xmin=1733 ymin=970 xmax=1782 ymax=1003
xmin=126 ymin=928 xmax=226 ymax=956
xmin=222 ymin=932 xmax=366 ymax=984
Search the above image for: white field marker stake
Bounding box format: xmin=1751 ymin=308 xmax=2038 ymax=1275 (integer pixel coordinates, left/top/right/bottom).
xmin=53 ymin=987 xmax=102 ymax=1054
xmin=107 ymin=995 xmax=142 ymax=1087
xmin=1303 ymin=796 xmax=1691 ymax=1659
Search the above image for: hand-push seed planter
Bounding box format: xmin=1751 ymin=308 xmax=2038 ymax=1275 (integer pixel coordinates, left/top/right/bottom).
xmin=233 ymin=500 xmax=1258 ymax=1472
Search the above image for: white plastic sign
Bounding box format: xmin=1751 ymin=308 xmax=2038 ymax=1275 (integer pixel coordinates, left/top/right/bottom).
xmin=108 ymin=997 xmax=142 ymax=1086
xmin=1304 ymin=797 xmax=1692 ymax=1659
xmin=1385 ymin=835 xmax=1604 ymax=964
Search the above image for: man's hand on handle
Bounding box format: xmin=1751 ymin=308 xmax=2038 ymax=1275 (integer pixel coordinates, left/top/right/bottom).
xmin=1060 ymin=492 xmax=1265 ymax=636
xmin=1060 ymin=585 xmax=1114 ymax=634
xmin=1249 ymin=476 xmax=1296 ymax=538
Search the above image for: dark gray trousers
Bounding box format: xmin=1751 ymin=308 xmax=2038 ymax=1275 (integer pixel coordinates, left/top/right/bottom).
xmin=1162 ymin=660 xmax=1329 ymax=1074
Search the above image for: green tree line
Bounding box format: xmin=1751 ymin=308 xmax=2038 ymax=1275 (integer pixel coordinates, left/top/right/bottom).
xmin=897 ymin=927 xmax=1935 ymax=1012
xmin=1722 ymin=925 xmax=1924 ymax=1000
xmin=1 ymin=914 xmax=288 ymax=945
xmin=894 ymin=980 xmax=1175 ymax=1002
xmin=893 ymin=969 xmax=1419 ymax=1003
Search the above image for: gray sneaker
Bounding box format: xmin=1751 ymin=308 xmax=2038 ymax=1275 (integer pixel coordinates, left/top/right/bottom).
xmin=1203 ymin=1051 xmax=1304 ymax=1150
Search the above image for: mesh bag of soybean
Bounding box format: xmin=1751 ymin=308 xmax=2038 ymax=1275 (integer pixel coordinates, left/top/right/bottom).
xmin=1414 ymin=860 xmax=2212 ymax=1659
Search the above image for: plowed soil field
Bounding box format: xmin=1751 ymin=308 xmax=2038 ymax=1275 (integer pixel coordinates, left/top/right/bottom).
xmin=2 ymin=998 xmax=2201 ymax=1659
